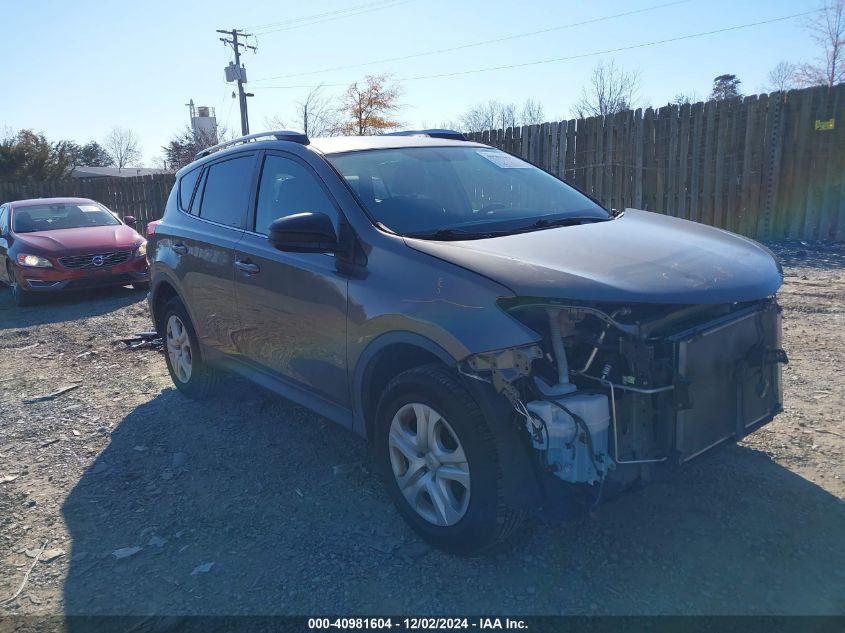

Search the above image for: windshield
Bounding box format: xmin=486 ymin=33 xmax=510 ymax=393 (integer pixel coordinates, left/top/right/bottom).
xmin=12 ymin=202 xmax=121 ymax=233
xmin=328 ymin=146 xmax=608 ymax=238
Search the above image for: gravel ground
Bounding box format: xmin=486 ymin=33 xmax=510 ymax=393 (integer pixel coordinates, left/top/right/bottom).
xmin=0 ymin=242 xmax=843 ymax=619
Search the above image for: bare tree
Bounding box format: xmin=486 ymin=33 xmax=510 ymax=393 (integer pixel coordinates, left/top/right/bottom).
xmin=420 ymin=119 xmax=462 ymax=131
xmin=519 ymin=99 xmax=545 ymax=125
xmin=338 ymin=75 xmax=402 ymax=136
xmin=267 ymin=85 xmax=341 ymax=137
xmin=459 ymin=101 xmax=518 ymax=133
xmin=795 ymin=0 xmax=845 ymax=87
xmin=672 ymin=92 xmax=698 ymax=106
xmin=573 ymin=60 xmax=640 ymax=118
xmin=460 ymin=102 xmax=497 ymax=133
xmin=765 ymin=61 xmax=798 ymax=92
xmin=104 ymin=126 xmax=142 ymax=169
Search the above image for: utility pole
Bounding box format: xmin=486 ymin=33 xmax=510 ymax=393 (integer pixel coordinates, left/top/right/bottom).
xmin=217 ymin=29 xmax=256 ymax=136
xmin=185 ymin=99 xmax=196 ymax=139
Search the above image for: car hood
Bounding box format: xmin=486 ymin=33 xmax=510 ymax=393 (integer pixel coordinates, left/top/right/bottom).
xmin=404 ymin=209 xmax=783 ymax=304
xmin=15 ymin=225 xmax=142 ymax=255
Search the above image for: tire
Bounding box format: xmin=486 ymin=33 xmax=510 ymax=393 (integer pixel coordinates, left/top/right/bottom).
xmin=132 ymin=282 xmax=150 ymax=291
xmin=374 ymin=364 xmax=525 ymax=554
xmin=7 ymin=263 xmax=33 ymax=306
xmin=161 ymin=296 xmax=220 ymax=399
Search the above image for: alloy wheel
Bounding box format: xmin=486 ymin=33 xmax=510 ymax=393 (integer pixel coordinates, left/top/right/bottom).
xmin=166 ymin=314 xmax=193 ymax=383
xmin=388 ymin=402 xmax=471 ymax=526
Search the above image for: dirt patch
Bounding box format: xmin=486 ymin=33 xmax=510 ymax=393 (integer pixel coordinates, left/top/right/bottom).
xmin=0 ymin=244 xmax=843 ymax=617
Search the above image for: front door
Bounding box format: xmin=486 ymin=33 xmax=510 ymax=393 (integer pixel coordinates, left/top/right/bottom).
xmin=233 ymin=151 xmax=349 ymax=407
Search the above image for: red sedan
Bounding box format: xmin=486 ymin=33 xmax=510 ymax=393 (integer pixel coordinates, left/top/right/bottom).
xmin=0 ymin=197 xmax=149 ymax=306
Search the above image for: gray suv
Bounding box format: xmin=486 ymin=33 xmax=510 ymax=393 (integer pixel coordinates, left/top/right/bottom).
xmin=147 ymin=130 xmax=786 ymax=553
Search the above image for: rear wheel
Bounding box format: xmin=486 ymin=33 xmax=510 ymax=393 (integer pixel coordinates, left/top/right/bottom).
xmin=162 ymin=297 xmax=220 ymax=399
xmin=374 ymin=364 xmax=525 ymax=554
xmin=6 ymin=263 xmax=33 ymax=306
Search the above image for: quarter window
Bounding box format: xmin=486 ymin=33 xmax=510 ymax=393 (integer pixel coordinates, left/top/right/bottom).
xmin=198 ymin=155 xmax=255 ymax=227
xmin=178 ymin=167 xmax=202 ymax=213
xmin=254 ymin=155 xmax=336 ymax=236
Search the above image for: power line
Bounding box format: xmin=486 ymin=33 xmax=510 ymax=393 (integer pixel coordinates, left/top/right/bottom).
xmin=257 ymin=11 xmax=816 ymax=90
xmin=247 ymin=0 xmax=410 ymax=31
xmin=252 ymin=0 xmax=691 ymax=83
xmin=249 ymin=0 xmax=415 ymax=35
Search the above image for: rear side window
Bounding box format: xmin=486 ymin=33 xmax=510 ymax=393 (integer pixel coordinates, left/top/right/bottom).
xmin=178 ymin=167 xmax=201 ymax=213
xmin=198 ymin=155 xmax=255 ymax=227
xmin=0 ymin=206 xmax=8 ymax=235
xmin=254 ymin=154 xmax=337 ymax=236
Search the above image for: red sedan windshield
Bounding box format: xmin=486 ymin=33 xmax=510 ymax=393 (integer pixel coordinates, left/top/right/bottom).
xmin=12 ymin=202 xmax=121 ymax=233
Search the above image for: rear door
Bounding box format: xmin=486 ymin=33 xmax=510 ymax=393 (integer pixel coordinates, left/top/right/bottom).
xmin=232 ymin=150 xmax=349 ymax=407
xmin=175 ymin=152 xmax=258 ymax=355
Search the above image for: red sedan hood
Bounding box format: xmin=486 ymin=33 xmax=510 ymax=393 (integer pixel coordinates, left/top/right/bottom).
xmin=16 ymin=225 xmax=143 ymax=254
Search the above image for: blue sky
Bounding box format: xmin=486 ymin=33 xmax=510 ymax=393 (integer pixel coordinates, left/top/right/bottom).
xmin=1 ymin=0 xmax=822 ymax=165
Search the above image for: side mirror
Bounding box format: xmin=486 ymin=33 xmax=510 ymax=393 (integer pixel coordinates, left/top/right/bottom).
xmin=124 ymin=215 xmax=137 ymax=228
xmin=268 ymin=212 xmax=340 ymax=253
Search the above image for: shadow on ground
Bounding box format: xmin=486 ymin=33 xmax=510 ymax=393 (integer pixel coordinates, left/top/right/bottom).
xmin=0 ymin=285 xmax=145 ymax=330
xmin=767 ymin=240 xmax=845 ymax=270
xmin=61 ymin=386 xmax=845 ymax=617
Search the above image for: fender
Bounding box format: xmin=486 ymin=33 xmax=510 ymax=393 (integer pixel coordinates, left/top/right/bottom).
xmin=352 ymin=330 xmax=543 ymax=511
xmin=352 ymin=330 xmax=454 ymax=436
xmin=147 ymin=265 xmax=194 ymax=333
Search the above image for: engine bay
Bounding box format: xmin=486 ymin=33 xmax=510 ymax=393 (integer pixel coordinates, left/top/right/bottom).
xmin=463 ymin=297 xmax=787 ymax=494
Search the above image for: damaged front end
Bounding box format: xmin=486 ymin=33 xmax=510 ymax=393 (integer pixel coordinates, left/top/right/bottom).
xmin=462 ymin=298 xmax=787 ymax=492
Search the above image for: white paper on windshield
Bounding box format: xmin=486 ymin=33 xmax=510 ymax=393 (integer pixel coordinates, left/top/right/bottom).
xmin=476 ymin=150 xmax=531 ymax=169
xmin=78 ymin=205 xmax=100 ymax=212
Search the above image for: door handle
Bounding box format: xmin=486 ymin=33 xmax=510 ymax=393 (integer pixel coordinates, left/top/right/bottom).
xmin=172 ymin=243 xmax=188 ymax=254
xmin=235 ymin=259 xmax=260 ymax=274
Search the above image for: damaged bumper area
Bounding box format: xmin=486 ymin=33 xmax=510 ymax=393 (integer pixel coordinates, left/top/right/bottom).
xmin=461 ymin=298 xmax=787 ymax=491
xmin=18 ymin=256 xmax=149 ymax=292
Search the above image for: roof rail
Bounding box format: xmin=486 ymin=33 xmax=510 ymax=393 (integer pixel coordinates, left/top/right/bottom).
xmin=195 ymin=130 xmax=310 ymax=160
xmin=384 ymin=129 xmax=467 ymax=141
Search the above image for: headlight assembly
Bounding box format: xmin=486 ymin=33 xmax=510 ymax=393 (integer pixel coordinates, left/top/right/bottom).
xmin=16 ymin=253 xmax=52 ymax=268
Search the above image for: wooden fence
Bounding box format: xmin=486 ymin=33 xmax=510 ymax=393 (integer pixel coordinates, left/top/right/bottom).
xmin=0 ymin=173 xmax=175 ymax=228
xmin=466 ymin=83 xmax=845 ymax=241
xmin=2 ymin=84 xmax=843 ymax=241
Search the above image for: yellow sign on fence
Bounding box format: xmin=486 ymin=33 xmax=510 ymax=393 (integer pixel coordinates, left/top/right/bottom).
xmin=815 ymin=118 xmax=835 ymax=131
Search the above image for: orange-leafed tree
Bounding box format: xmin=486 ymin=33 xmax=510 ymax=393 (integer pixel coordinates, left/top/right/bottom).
xmin=338 ymin=75 xmax=402 ymax=136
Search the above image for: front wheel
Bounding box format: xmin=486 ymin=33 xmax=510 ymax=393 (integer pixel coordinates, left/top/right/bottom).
xmin=7 ymin=264 xmax=33 ymax=306
xmin=374 ymin=364 xmax=525 ymax=554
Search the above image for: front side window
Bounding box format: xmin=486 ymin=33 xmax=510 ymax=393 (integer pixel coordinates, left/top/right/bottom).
xmin=0 ymin=206 xmax=8 ymax=235
xmin=198 ymin=154 xmax=255 ymax=227
xmin=254 ymin=154 xmax=337 ymax=236
xmin=328 ymin=146 xmax=608 ymax=239
xmin=11 ymin=202 xmax=121 ymax=233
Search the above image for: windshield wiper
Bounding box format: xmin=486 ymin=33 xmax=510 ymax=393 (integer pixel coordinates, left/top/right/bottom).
xmin=523 ymin=215 xmax=611 ymax=231
xmin=404 ymin=228 xmax=494 ymax=240
xmin=404 ymin=215 xmax=612 ymax=241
